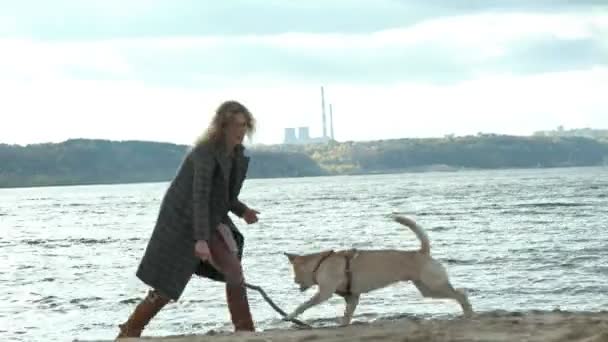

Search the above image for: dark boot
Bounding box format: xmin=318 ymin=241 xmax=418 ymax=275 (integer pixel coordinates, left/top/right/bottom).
xmin=116 ymin=289 xmax=170 ymax=339
xmin=226 ymin=284 xmax=255 ymax=332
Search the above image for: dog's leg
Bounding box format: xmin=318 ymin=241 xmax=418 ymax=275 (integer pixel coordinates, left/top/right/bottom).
xmin=452 ymin=287 xmax=473 ymax=317
xmin=340 ymin=294 xmax=360 ymax=326
xmin=285 ymin=289 xmax=334 ymax=321
xmin=438 ymin=284 xmax=473 ymax=317
xmin=415 ymin=260 xmax=474 ymax=317
xmin=413 ymin=280 xmax=434 ymax=297
xmin=413 ymin=279 xmax=473 ymax=317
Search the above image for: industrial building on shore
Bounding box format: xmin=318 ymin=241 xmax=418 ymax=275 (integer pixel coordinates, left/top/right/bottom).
xmin=283 ymin=86 xmax=335 ymax=145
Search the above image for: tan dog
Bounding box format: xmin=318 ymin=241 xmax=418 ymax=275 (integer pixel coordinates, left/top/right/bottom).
xmin=283 ymin=215 xmax=473 ymax=326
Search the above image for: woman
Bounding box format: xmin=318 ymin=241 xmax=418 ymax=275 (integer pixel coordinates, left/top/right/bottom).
xmin=116 ymin=100 xmax=260 ymax=338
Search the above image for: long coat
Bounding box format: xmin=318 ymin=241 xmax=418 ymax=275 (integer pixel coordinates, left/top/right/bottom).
xmin=135 ymin=142 xmax=250 ymax=301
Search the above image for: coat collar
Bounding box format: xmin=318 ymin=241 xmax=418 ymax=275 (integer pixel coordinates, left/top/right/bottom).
xmin=212 ymin=142 xmax=249 ymax=184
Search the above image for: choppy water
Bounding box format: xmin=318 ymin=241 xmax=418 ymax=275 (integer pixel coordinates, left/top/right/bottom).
xmin=1 ymin=167 xmax=607 ymax=341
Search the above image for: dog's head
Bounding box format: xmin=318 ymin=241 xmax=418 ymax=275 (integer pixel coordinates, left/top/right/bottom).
xmin=283 ymin=252 xmax=318 ymax=292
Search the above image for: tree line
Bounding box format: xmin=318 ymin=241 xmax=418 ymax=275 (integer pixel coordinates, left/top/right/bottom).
xmin=1 ymin=135 xmax=607 ymax=188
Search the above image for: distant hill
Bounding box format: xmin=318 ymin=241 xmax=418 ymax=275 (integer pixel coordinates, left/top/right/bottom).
xmin=0 ymin=139 xmax=326 ymax=188
xmin=1 ymin=135 xmax=607 ymax=188
xmin=257 ymin=134 xmax=608 ymax=174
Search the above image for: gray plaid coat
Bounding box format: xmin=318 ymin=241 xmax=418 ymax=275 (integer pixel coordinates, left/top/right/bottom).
xmin=135 ymin=142 xmax=250 ymax=300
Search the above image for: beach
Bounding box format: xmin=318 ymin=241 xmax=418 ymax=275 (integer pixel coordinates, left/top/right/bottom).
xmin=89 ymin=310 xmax=608 ymax=342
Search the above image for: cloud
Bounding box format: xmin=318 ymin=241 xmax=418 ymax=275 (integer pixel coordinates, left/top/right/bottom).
xmin=0 ymin=39 xmax=130 ymax=81
xmin=2 ymin=12 xmax=605 ymax=87
xmin=1 ymin=0 xmax=606 ymax=39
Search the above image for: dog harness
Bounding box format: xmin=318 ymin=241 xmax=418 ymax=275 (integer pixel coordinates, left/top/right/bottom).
xmin=312 ymin=249 xmax=358 ymax=297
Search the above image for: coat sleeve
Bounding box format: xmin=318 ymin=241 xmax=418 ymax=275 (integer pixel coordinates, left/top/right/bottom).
xmin=230 ymin=199 xmax=248 ymax=217
xmin=192 ymin=148 xmax=215 ymax=241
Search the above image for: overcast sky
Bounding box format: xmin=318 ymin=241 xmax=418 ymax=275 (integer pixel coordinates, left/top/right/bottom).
xmin=1 ymin=0 xmax=607 ymax=146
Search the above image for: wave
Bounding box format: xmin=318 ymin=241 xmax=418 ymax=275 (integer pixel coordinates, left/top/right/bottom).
xmin=513 ymin=202 xmax=588 ymax=208
xmin=20 ymin=237 xmax=143 ymax=247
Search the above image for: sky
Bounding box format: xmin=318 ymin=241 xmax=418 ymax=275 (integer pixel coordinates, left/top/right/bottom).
xmin=1 ymin=0 xmax=607 ymax=146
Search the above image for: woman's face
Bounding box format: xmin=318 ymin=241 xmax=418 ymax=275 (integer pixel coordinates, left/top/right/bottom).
xmin=224 ymin=112 xmax=248 ymax=147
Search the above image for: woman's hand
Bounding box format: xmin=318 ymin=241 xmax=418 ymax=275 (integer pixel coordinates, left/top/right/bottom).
xmin=195 ymin=240 xmax=212 ymax=263
xmin=243 ymin=208 xmax=260 ymax=224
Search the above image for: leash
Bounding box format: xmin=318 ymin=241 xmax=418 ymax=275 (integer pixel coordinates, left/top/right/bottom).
xmin=244 ymin=282 xmax=312 ymax=329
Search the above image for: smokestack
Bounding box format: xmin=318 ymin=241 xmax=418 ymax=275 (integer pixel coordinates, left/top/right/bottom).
xmin=329 ymin=104 xmax=334 ymax=140
xmin=321 ymin=86 xmax=327 ymax=138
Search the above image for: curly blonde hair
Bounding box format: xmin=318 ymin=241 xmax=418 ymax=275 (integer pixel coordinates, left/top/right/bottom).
xmin=196 ymin=100 xmax=256 ymax=146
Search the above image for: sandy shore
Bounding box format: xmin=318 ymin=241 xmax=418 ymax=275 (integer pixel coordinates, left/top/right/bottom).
xmin=86 ymin=310 xmax=608 ymax=342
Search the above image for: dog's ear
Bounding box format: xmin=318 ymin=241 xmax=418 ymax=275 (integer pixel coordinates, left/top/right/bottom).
xmin=283 ymin=252 xmax=298 ymax=262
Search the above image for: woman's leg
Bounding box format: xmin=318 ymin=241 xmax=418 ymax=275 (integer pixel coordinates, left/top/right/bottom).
xmin=208 ymin=225 xmax=255 ymax=331
xmin=116 ymin=289 xmax=171 ymax=338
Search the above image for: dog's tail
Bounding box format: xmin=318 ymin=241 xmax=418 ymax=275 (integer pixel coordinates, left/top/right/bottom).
xmin=392 ymin=215 xmax=430 ymax=255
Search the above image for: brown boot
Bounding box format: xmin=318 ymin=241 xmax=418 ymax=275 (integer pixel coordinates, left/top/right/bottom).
xmin=116 ymin=289 xmax=170 ymax=339
xmin=226 ymin=284 xmax=255 ymax=332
